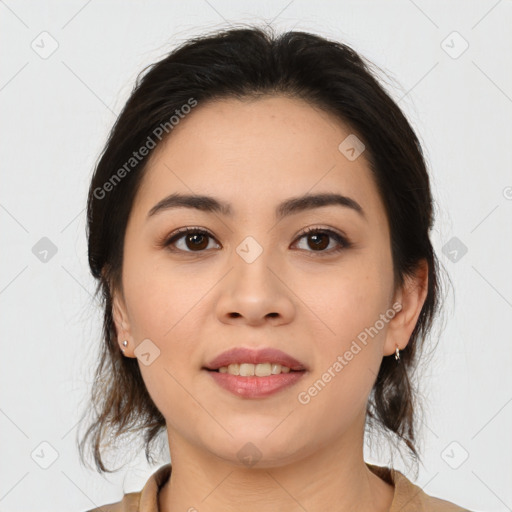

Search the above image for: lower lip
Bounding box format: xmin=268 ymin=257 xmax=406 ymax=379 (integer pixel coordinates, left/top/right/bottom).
xmin=205 ymin=370 xmax=306 ymax=398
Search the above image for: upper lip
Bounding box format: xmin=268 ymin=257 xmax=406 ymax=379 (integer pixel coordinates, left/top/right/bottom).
xmin=204 ymin=347 xmax=308 ymax=371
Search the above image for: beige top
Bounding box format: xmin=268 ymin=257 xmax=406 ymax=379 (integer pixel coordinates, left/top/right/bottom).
xmin=86 ymin=462 xmax=471 ymax=511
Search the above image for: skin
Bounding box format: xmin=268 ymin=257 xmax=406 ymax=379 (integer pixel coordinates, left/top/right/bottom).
xmin=112 ymin=95 xmax=428 ymax=512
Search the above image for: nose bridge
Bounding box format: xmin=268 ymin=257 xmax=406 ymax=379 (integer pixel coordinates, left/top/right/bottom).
xmin=235 ymin=234 xmax=267 ymax=267
xmin=215 ymin=232 xmax=295 ymax=324
xmin=230 ymin=233 xmax=277 ymax=296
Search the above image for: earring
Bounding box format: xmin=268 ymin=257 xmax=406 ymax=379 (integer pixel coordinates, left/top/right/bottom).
xmin=121 ymin=340 xmax=128 ymax=354
xmin=395 ymin=345 xmax=400 ymax=362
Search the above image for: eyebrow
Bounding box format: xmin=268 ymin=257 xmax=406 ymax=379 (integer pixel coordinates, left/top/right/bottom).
xmin=147 ymin=192 xmax=366 ymax=222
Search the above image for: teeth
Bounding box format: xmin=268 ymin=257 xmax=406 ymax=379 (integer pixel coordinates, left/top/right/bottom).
xmin=240 ymin=363 xmax=256 ymax=376
xmin=228 ymin=363 xmax=240 ymax=375
xmin=217 ymin=363 xmax=294 ymax=376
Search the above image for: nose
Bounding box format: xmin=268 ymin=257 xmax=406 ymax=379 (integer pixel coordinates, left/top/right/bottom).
xmin=215 ymin=251 xmax=296 ymax=327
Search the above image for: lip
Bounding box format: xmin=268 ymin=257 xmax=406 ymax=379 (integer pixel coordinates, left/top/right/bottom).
xmin=203 ymin=347 xmax=308 ymax=371
xmin=206 ymin=371 xmax=306 ymax=399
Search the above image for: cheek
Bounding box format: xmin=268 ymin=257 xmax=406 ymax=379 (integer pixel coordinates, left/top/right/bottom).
xmin=123 ymin=250 xmax=207 ymax=340
xmin=301 ymin=247 xmax=393 ymax=389
xmin=122 ymin=259 xmax=208 ymax=423
xmin=313 ymin=257 xmax=391 ymax=341
xmin=296 ymin=273 xmax=389 ymax=431
xmin=122 ymin=252 xmax=218 ymax=405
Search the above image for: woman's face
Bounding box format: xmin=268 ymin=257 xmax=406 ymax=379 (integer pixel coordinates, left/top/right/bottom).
xmin=112 ymin=95 xmax=423 ymax=467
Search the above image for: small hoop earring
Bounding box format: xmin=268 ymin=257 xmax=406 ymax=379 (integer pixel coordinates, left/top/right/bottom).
xmin=395 ymin=345 xmax=400 ymax=362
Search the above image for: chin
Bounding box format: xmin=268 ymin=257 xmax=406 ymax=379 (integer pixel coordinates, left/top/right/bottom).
xmin=201 ymin=432 xmax=305 ymax=469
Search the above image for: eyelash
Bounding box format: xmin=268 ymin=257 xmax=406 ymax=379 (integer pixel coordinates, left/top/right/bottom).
xmin=159 ymin=225 xmax=352 ymax=256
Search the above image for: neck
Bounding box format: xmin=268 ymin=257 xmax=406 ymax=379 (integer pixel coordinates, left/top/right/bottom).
xmin=158 ymin=429 xmax=394 ymax=512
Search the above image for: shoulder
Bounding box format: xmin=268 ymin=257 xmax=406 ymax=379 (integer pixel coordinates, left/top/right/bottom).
xmin=82 ymin=491 xmax=141 ymax=512
xmin=367 ymin=463 xmax=471 ymax=511
xmin=81 ymin=463 xmax=171 ymax=512
xmin=390 ymin=467 xmax=472 ymax=511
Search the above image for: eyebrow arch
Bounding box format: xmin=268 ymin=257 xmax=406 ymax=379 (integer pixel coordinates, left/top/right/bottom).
xmin=147 ymin=192 xmax=366 ymax=222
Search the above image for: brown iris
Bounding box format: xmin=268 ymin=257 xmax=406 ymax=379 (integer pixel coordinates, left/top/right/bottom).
xmin=307 ymin=232 xmax=329 ymax=251
xmin=185 ymin=233 xmax=209 ymax=251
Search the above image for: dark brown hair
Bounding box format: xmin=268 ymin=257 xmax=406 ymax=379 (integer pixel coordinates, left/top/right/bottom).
xmin=77 ymin=24 xmax=447 ymax=474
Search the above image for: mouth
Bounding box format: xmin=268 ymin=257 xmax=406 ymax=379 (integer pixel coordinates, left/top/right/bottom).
xmin=202 ymin=347 xmax=308 ymax=399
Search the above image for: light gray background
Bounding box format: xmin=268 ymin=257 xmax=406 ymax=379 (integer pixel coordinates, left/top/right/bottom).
xmin=1 ymin=1 xmax=511 ymax=511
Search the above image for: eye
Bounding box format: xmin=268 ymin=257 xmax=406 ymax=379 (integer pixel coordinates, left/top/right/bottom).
xmin=292 ymin=227 xmax=351 ymax=255
xmin=162 ymin=227 xmax=220 ymax=253
xmin=160 ymin=226 xmax=351 ymax=255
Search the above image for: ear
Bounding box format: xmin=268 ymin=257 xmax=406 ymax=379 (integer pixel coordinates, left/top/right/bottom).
xmin=383 ymin=259 xmax=429 ymax=357
xmin=112 ymin=287 xmax=135 ymax=358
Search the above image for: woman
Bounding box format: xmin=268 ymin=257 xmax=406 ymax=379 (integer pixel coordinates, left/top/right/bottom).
xmin=78 ymin=25 xmax=471 ymax=511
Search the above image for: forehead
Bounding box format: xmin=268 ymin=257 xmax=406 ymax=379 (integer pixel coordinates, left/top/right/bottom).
xmin=133 ymin=95 xmax=387 ymax=226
